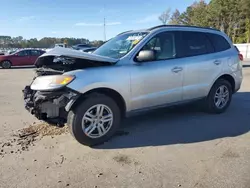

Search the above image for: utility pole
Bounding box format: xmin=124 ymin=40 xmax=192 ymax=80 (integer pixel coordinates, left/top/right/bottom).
xmin=104 ymin=17 xmax=106 ymax=42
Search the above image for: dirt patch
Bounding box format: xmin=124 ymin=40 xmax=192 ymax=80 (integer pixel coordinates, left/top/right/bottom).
xmin=20 ymin=123 xmax=69 ymax=137
xmin=113 ymin=154 xmax=132 ymax=165
xmin=222 ymin=149 xmax=240 ymax=158
xmin=0 ymin=123 xmax=69 ymax=157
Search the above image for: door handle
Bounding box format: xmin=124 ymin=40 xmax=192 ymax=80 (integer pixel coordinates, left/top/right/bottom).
xmin=171 ymin=67 xmax=183 ymax=73
xmin=214 ymin=60 xmax=221 ymax=65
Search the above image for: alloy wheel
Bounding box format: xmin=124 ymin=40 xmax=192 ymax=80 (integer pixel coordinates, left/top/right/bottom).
xmin=2 ymin=61 xmax=11 ymax=69
xmin=82 ymin=104 xmax=113 ymax=138
xmin=214 ymin=85 xmax=229 ymax=109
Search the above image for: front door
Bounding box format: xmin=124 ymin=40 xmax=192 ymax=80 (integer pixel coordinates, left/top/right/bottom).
xmin=130 ymin=31 xmax=185 ymax=111
xmin=12 ymin=50 xmax=31 ymax=66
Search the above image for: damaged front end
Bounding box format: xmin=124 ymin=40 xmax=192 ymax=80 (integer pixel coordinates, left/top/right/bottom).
xmin=23 ymin=48 xmax=117 ymax=126
xmin=23 ymin=86 xmax=79 ymax=126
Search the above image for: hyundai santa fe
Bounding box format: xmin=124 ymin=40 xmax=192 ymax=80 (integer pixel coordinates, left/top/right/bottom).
xmin=23 ymin=25 xmax=243 ymax=146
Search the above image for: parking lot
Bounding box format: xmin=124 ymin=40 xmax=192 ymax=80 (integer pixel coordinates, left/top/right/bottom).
xmin=0 ymin=62 xmax=250 ymax=188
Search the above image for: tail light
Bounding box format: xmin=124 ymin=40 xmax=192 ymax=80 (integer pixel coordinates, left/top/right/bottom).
xmin=239 ymin=53 xmax=243 ymax=61
xmin=234 ymin=46 xmax=244 ymax=61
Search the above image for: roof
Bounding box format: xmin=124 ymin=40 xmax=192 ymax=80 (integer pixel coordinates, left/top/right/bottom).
xmin=148 ymin=25 xmax=220 ymax=32
xmin=117 ymin=25 xmax=221 ymax=36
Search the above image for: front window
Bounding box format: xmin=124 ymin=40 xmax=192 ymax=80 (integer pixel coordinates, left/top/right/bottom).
xmin=9 ymin=50 xmax=17 ymax=54
xmin=142 ymin=32 xmax=176 ymax=60
xmin=93 ymin=32 xmax=149 ymax=59
xmin=17 ymin=50 xmax=29 ymax=56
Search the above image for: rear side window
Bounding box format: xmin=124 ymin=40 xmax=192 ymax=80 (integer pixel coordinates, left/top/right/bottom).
xmin=30 ymin=50 xmax=40 ymax=56
xmin=180 ymin=31 xmax=214 ymax=57
xmin=206 ymin=33 xmax=231 ymax=52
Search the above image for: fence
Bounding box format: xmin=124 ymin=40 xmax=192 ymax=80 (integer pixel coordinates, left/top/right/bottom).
xmin=234 ymin=43 xmax=250 ymax=60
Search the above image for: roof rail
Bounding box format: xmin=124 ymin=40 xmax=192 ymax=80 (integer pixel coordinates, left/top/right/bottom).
xmin=148 ymin=25 xmax=220 ymax=32
xmin=117 ymin=30 xmax=133 ymax=36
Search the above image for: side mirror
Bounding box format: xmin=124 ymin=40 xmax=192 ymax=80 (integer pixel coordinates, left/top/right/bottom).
xmin=136 ymin=50 xmax=156 ymax=62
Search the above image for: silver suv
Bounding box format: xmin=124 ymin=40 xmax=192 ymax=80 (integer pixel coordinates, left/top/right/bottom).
xmin=23 ymin=25 xmax=243 ymax=146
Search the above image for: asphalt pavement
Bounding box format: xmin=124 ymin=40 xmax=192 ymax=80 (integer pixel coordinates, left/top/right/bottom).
xmin=0 ymin=63 xmax=249 ymax=188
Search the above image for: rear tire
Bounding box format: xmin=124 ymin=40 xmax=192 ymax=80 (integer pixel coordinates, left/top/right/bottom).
xmin=205 ymin=79 xmax=232 ymax=114
xmin=67 ymin=93 xmax=121 ymax=146
xmin=1 ymin=61 xmax=12 ymax=69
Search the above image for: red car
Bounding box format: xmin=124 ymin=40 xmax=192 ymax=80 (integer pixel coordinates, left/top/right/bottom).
xmin=0 ymin=49 xmax=45 ymax=69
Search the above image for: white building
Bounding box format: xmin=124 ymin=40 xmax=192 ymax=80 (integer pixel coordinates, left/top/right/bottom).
xmin=234 ymin=43 xmax=250 ymax=60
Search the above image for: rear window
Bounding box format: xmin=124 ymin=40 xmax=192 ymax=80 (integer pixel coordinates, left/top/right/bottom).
xmin=179 ymin=31 xmax=214 ymax=57
xmin=206 ymin=33 xmax=231 ymax=52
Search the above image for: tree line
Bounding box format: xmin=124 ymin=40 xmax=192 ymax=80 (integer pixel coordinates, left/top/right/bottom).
xmin=0 ymin=36 xmax=104 ymax=49
xmin=159 ymin=0 xmax=250 ymax=43
xmin=1 ymin=0 xmax=249 ymax=49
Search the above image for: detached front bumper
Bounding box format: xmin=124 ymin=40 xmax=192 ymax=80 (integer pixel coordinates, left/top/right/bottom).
xmin=23 ymin=86 xmax=79 ymax=126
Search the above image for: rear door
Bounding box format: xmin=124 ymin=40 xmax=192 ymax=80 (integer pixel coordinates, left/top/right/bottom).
xmin=29 ymin=50 xmax=42 ymax=65
xmin=179 ymin=31 xmax=224 ymax=100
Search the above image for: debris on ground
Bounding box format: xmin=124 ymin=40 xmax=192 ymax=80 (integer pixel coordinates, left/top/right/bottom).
xmin=0 ymin=123 xmax=69 ymax=157
xmin=2 ymin=142 xmax=12 ymax=147
xmin=19 ymin=123 xmax=69 ymax=137
xmin=96 ymin=173 xmax=103 ymax=178
xmin=60 ymin=155 xmax=65 ymax=164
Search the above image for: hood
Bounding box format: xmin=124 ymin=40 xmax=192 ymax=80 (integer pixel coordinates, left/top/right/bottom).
xmin=39 ymin=47 xmax=118 ymax=63
xmin=34 ymin=47 xmax=117 ymax=76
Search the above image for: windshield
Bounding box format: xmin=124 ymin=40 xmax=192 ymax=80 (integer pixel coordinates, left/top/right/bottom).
xmin=93 ymin=32 xmax=148 ymax=59
xmin=9 ymin=50 xmax=17 ymax=54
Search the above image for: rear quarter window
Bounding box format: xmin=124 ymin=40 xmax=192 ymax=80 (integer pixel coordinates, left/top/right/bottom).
xmin=179 ymin=31 xmax=214 ymax=58
xmin=206 ymin=33 xmax=231 ymax=52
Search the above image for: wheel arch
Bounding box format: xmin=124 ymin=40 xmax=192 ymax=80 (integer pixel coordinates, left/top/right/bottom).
xmin=0 ymin=59 xmax=12 ymax=67
xmin=70 ymin=87 xmax=127 ymax=118
xmin=210 ymin=74 xmax=235 ymax=94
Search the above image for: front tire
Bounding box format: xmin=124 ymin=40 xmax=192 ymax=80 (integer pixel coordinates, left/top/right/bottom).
xmin=67 ymin=93 xmax=121 ymax=146
xmin=1 ymin=61 xmax=12 ymax=69
xmin=205 ymin=79 xmax=232 ymax=114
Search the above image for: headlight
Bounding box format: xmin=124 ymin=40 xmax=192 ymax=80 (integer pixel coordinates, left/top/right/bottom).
xmin=31 ymin=75 xmax=75 ymax=91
